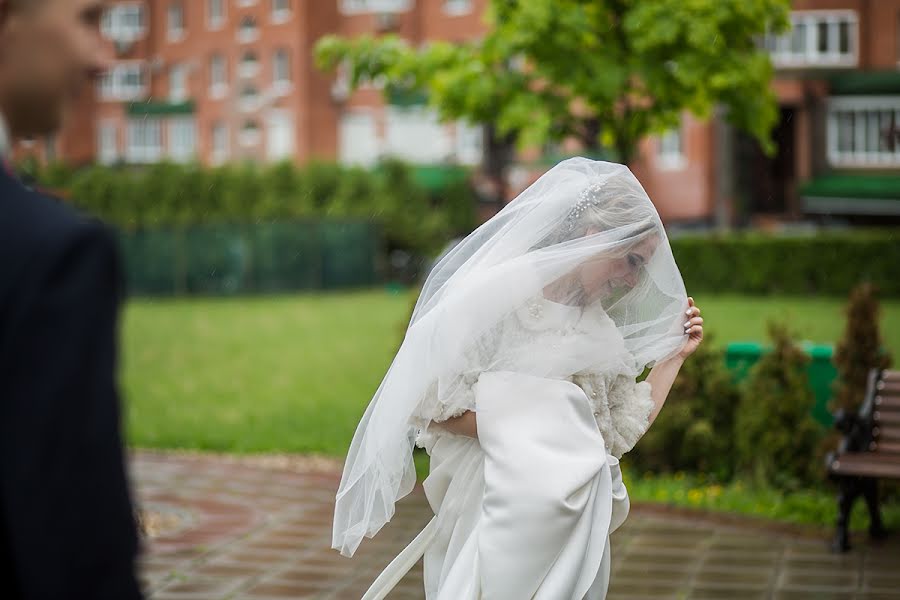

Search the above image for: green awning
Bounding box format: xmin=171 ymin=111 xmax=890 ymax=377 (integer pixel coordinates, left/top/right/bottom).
xmin=126 ymin=100 xmax=195 ymax=116
xmin=800 ymin=173 xmax=900 ymax=200
xmin=411 ymin=165 xmax=470 ymax=192
xmin=800 ymin=174 xmax=900 ymax=215
xmin=828 ymin=71 xmax=900 ymax=95
xmin=386 ymin=86 xmax=428 ymax=107
xmin=528 ymin=149 xmax=615 ymax=167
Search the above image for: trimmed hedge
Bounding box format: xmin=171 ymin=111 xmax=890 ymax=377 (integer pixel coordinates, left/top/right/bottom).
xmin=21 ymin=159 xmax=898 ymax=296
xmin=22 ymin=159 xmax=477 ymax=256
xmin=671 ymin=231 xmax=900 ymax=297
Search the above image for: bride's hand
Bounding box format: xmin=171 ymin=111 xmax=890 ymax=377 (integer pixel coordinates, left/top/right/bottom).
xmin=678 ymin=297 xmax=703 ymax=359
xmin=433 ymin=411 xmax=478 ymax=438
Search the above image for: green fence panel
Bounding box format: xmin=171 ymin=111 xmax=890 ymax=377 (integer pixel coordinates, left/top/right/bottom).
xmin=118 ymin=229 xmax=179 ymax=295
xmin=724 ymin=342 xmax=837 ymax=427
xmin=247 ymin=221 xmax=322 ymax=292
xmin=117 ymin=220 xmax=379 ymax=296
xmin=320 ymin=221 xmax=379 ymax=289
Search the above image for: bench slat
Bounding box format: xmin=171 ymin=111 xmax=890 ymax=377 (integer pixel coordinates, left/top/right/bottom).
xmin=830 ymin=453 xmax=900 ymax=479
xmin=873 ymin=441 xmax=900 ymax=454
xmin=882 ymin=370 xmax=900 ymax=382
xmin=874 ymin=410 xmax=900 ymax=425
xmin=875 ymin=396 xmax=900 ymax=411
xmin=876 ymin=425 xmax=900 ymax=442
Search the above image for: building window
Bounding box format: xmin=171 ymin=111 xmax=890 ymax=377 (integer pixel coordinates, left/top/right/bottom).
xmin=657 ymin=125 xmax=685 ymax=170
xmin=101 ymin=3 xmax=146 ymax=42
xmin=272 ymin=0 xmax=291 ymax=22
xmin=455 ymin=120 xmax=482 ymax=165
xmin=443 ymin=0 xmax=471 ymax=16
xmin=266 ymin=110 xmax=294 ymax=160
xmin=339 ymin=111 xmax=379 ymax=166
xmin=237 ymin=16 xmax=259 ymax=43
xmin=126 ymin=118 xmax=162 ymax=163
xmin=167 ymin=117 xmax=196 ymax=163
xmin=169 ymin=64 xmax=188 ymax=102
xmin=765 ymin=10 xmax=858 ymax=68
xmin=211 ymin=121 xmax=229 ymax=163
xmin=385 ymin=106 xmax=453 ymax=163
xmin=99 ymin=63 xmax=147 ymax=101
xmin=207 ymin=0 xmax=225 ymax=29
xmin=239 ymin=50 xmax=260 ymax=78
xmin=827 ymin=97 xmax=900 ymax=167
xmin=240 ymin=120 xmax=261 ymax=147
xmin=237 ymin=0 xmax=258 ymax=6
xmin=340 ymin=0 xmax=411 ymax=14
xmin=273 ymin=48 xmax=291 ymax=93
xmin=167 ymin=2 xmax=185 ymax=41
xmin=240 ymin=85 xmax=261 ymax=112
xmin=97 ymin=121 xmax=119 ymax=165
xmin=209 ymin=54 xmax=228 ymax=98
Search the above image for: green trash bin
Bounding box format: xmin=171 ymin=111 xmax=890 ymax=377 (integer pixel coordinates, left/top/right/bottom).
xmin=724 ymin=342 xmax=836 ymax=427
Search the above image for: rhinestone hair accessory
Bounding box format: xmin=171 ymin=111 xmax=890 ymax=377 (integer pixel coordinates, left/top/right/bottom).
xmin=562 ymin=180 xmax=607 ymax=235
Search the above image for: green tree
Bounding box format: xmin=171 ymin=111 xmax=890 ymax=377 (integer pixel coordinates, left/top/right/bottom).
xmin=832 ymin=282 xmax=893 ymax=413
xmin=316 ymin=0 xmax=789 ymax=192
xmin=735 ymin=323 xmax=824 ymax=490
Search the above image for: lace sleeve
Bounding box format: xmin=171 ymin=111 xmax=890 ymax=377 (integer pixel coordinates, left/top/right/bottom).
xmin=573 ymin=372 xmax=654 ymax=459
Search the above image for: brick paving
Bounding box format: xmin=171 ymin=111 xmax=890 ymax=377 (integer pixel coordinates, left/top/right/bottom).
xmin=133 ymin=451 xmax=900 ymax=600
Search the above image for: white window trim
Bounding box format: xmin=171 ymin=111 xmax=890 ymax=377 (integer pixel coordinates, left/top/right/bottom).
xmin=237 ymin=19 xmax=260 ymax=44
xmin=442 ymin=0 xmax=472 ymax=17
xmin=237 ymin=0 xmax=258 ymax=6
xmin=266 ymin=109 xmax=295 ymax=160
xmin=101 ymin=2 xmax=147 ymax=42
xmin=239 ymin=87 xmax=263 ymax=113
xmin=340 ymin=0 xmax=412 ymax=15
xmin=210 ymin=83 xmax=229 ymax=100
xmin=126 ymin=118 xmax=163 ymax=164
xmin=240 ymin=123 xmax=262 ymax=147
xmin=167 ymin=3 xmax=186 ymax=43
xmin=211 ymin=122 xmax=230 ymax=164
xmin=169 ymin=64 xmax=188 ymax=103
xmin=167 ymin=117 xmax=196 ymax=163
xmin=99 ymin=61 xmax=148 ymax=102
xmin=207 ymin=0 xmax=226 ymax=30
xmin=272 ymin=50 xmax=292 ymax=93
xmin=238 ymin=54 xmax=261 ymax=79
xmin=769 ymin=10 xmax=858 ymax=69
xmin=272 ymin=0 xmax=292 ymax=23
xmin=209 ymin=54 xmax=228 ymax=99
xmin=339 ymin=109 xmax=382 ymax=166
xmin=656 ymin=126 xmax=686 ymax=171
xmin=826 ymin=96 xmax=900 ymax=168
xmin=97 ymin=120 xmax=119 ymax=165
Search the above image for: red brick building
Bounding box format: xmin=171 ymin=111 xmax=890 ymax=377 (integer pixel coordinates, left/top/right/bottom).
xmin=15 ymin=0 xmax=900 ymax=225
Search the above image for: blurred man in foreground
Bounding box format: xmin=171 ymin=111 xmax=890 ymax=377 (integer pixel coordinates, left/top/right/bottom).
xmin=0 ymin=1 xmax=143 ymax=598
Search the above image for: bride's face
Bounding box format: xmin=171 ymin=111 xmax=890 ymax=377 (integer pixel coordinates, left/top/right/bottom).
xmin=578 ymin=235 xmax=658 ymax=299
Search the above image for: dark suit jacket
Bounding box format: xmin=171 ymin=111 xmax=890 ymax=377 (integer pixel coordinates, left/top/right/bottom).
xmin=0 ymin=168 xmax=142 ymax=599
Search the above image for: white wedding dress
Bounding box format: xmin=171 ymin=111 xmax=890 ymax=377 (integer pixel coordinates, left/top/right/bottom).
xmin=363 ymin=296 xmax=654 ymax=599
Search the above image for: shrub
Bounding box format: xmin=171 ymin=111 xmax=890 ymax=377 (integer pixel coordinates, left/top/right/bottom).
xmin=735 ymin=322 xmax=826 ymax=490
xmin=831 ymin=282 xmax=893 ymax=413
xmin=630 ymin=335 xmax=741 ymax=481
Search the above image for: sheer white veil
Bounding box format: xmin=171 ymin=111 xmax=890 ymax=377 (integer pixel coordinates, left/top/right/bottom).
xmin=333 ymin=158 xmax=688 ymax=556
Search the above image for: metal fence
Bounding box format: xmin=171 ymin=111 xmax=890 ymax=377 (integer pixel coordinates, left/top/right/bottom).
xmin=118 ymin=220 xmax=380 ymax=296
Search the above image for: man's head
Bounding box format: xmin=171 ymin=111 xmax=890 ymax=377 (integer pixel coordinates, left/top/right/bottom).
xmin=0 ymin=0 xmax=109 ymax=139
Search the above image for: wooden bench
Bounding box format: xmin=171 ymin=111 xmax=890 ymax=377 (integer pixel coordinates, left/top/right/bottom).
xmin=826 ymin=368 xmax=900 ymax=552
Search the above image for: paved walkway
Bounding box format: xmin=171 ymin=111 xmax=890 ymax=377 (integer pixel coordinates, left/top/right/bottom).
xmin=133 ymin=451 xmax=900 ymax=600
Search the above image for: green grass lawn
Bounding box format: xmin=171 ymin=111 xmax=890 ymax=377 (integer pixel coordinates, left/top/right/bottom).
xmin=123 ymin=290 xmax=900 ymax=455
xmin=123 ymin=290 xmax=900 ymax=530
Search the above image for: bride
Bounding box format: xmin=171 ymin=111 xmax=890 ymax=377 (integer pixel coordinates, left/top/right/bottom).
xmin=333 ymin=158 xmax=704 ymax=599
